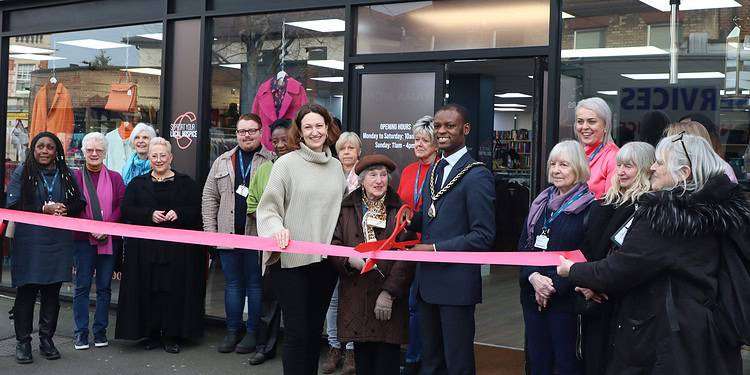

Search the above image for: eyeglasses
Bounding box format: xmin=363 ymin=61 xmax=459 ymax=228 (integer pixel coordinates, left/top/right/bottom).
xmin=236 ymin=128 xmax=260 ymax=136
xmin=671 ymin=131 xmax=693 ymax=172
xmin=84 ymin=148 xmax=105 ymax=155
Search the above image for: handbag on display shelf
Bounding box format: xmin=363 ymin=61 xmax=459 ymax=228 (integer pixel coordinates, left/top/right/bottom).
xmin=105 ymin=72 xmax=138 ymax=113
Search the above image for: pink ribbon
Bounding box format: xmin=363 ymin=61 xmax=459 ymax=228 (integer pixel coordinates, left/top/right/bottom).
xmin=0 ymin=208 xmax=585 ymax=266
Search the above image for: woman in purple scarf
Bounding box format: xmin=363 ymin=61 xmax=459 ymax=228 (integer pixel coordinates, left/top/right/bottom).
xmin=518 ymin=140 xmax=594 ymax=375
xmin=72 ymin=132 xmax=126 ymax=350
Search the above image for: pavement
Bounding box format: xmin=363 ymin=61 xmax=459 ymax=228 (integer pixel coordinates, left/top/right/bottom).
xmin=0 ymin=294 xmax=286 ymax=375
xmin=0 ymin=293 xmax=748 ymax=374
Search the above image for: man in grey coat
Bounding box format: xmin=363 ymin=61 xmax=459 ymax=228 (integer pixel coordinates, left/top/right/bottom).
xmin=202 ymin=114 xmax=274 ymax=354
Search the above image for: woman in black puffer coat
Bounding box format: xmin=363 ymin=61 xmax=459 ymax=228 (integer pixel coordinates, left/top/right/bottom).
xmin=558 ymin=133 xmax=748 ymax=375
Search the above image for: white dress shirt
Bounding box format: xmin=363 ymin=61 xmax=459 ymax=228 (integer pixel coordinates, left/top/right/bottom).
xmin=440 ymin=146 xmax=468 ymax=187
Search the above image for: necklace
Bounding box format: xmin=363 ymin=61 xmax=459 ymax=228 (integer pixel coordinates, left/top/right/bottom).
xmin=151 ymin=171 xmax=173 ymax=182
xmin=427 ymin=161 xmax=484 ymax=218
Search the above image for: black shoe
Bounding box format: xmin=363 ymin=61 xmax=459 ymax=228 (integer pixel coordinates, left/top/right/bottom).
xmin=217 ymin=331 xmax=243 ymax=353
xmin=235 ymin=333 xmax=256 ymax=354
xmin=74 ymin=332 xmax=90 ymax=350
xmin=15 ymin=341 xmax=33 ymax=364
xmin=143 ymin=337 xmax=161 ymax=351
xmin=403 ymin=361 xmax=421 ymax=375
xmin=39 ymin=337 xmax=61 ymax=360
xmin=163 ymin=338 xmax=181 ymax=354
xmin=248 ymin=351 xmax=270 ymax=365
xmin=93 ymin=333 xmax=108 ymax=348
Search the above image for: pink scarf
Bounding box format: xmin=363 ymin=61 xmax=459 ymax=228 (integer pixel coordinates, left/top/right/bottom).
xmin=81 ymin=167 xmax=114 ymax=254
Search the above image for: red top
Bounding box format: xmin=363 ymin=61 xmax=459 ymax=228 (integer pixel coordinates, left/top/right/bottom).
xmin=397 ymin=160 xmax=433 ymax=211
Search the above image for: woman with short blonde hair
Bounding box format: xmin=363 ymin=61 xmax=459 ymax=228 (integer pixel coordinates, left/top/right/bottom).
xmin=574 ymin=98 xmax=619 ymax=198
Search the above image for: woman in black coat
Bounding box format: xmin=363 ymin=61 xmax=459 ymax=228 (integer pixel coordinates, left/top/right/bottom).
xmin=7 ymin=132 xmax=85 ymax=364
xmin=115 ymin=137 xmax=206 ymax=354
xmin=577 ymin=141 xmax=654 ymax=375
xmin=558 ymin=134 xmax=747 ymax=375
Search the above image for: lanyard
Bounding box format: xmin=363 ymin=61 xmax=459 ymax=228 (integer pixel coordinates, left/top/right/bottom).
xmin=542 ymin=188 xmax=588 ymax=231
xmin=40 ymin=170 xmax=60 ymax=202
xmin=587 ymin=142 xmax=605 ymax=162
xmin=413 ymin=164 xmax=425 ymax=208
xmin=238 ymin=151 xmax=252 ymax=185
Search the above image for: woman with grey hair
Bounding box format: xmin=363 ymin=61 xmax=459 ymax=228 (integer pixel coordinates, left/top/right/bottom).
xmin=336 ymin=131 xmax=362 ymax=195
xmin=575 ymin=98 xmax=619 ymax=198
xmin=72 ymin=132 xmax=126 ymax=350
xmin=519 ymin=140 xmax=595 ymax=375
xmin=395 ymin=114 xmax=437 ymax=373
xmin=577 ymin=141 xmax=655 ymax=375
xmin=122 ymin=123 xmax=156 ymax=184
xmin=558 ymin=134 xmax=747 ymax=374
xmin=330 ymin=154 xmax=415 ymax=375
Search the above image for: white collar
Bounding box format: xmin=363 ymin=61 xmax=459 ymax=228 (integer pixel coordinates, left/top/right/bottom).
xmin=442 ymin=146 xmax=467 ymax=166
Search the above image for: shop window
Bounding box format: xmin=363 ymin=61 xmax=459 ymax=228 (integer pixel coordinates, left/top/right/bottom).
xmin=561 ymin=0 xmax=750 ymax=190
xmin=2 ymin=22 xmax=163 ymax=293
xmin=209 ymin=8 xmax=345 ymax=166
xmin=356 ymin=0 xmax=549 ymax=54
xmin=574 ymin=29 xmax=605 ymax=49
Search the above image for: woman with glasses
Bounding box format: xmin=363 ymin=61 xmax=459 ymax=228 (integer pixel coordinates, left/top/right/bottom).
xmin=577 ymin=142 xmax=655 ymax=375
xmin=574 ymin=98 xmax=619 ymax=198
xmin=665 ymin=121 xmax=737 ymax=183
xmin=116 ymin=137 xmax=206 ymax=354
xmin=7 ymin=132 xmax=85 ymax=364
xmin=72 ymin=132 xmax=126 ymax=350
xmin=558 ymin=134 xmax=746 ymax=375
xmin=202 ymin=113 xmax=274 ymax=354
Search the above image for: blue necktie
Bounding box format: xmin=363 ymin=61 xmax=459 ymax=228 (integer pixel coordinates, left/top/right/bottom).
xmin=434 ymin=158 xmax=449 ymax=190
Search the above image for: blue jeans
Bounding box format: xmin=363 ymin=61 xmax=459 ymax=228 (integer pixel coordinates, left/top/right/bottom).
xmin=220 ymin=249 xmax=262 ymax=334
xmin=73 ymin=240 xmax=115 ymax=337
xmin=406 ymin=279 xmax=422 ymax=363
xmin=326 ymin=281 xmax=353 ymax=350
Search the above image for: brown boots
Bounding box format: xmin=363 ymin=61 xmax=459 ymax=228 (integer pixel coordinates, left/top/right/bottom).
xmin=321 ymin=346 xmax=355 ymax=374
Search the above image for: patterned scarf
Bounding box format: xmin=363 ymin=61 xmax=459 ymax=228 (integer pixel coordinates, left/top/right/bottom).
xmin=361 ymin=192 xmax=387 ymax=243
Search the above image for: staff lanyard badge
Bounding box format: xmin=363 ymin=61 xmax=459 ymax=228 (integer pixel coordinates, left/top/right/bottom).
xmin=535 ymin=228 xmax=550 ymax=250
xmin=236 ymin=152 xmax=252 ymax=198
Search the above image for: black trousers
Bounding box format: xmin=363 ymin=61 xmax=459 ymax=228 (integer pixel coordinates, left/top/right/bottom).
xmin=354 ymin=341 xmax=401 ymax=375
xmin=256 ymin=271 xmax=281 ymax=356
xmin=14 ymin=282 xmax=63 ymax=343
xmin=271 ymin=260 xmax=338 ymax=375
xmin=418 ymin=294 xmax=476 ymax=375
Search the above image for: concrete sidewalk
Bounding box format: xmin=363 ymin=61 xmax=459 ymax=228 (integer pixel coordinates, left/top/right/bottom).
xmin=0 ymin=294 xmax=285 ymax=375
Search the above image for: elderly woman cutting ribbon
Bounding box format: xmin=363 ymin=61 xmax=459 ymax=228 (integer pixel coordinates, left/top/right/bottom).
xmin=330 ymin=154 xmax=416 ymax=375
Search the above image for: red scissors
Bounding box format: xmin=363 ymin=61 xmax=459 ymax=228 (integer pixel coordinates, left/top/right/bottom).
xmin=354 ymin=205 xmax=420 ymax=275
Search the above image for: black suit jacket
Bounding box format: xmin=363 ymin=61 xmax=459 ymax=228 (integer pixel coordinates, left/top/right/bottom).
xmin=409 ymin=152 xmax=496 ymax=305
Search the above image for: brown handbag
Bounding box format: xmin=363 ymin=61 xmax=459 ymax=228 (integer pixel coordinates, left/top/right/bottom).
xmin=105 ymin=73 xmax=138 ymax=112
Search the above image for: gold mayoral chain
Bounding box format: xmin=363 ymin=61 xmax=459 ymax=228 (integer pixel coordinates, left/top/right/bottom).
xmin=428 ymin=161 xmax=484 ymax=218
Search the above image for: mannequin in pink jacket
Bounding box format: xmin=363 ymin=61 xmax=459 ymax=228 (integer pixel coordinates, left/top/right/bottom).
xmin=251 ymin=76 xmax=308 ymax=150
xmin=575 ymin=97 xmax=620 ymax=198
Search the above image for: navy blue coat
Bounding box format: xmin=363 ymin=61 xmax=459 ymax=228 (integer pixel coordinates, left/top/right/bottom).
xmin=409 ymin=152 xmax=496 ymax=306
xmin=518 ymin=195 xmax=591 ymax=313
xmin=7 ymin=165 xmax=85 ymax=287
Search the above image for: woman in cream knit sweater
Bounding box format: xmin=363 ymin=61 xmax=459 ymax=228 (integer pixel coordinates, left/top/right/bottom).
xmin=257 ymin=104 xmax=345 ymax=375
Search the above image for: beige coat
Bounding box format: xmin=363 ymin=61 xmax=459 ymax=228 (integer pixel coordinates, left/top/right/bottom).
xmin=201 ymin=145 xmax=274 ymax=248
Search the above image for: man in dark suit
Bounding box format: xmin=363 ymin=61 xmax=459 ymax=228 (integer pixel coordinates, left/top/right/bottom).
xmin=407 ymin=104 xmax=496 ymax=374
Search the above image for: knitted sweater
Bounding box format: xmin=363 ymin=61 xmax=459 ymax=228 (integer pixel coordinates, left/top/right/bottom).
xmin=256 ymin=143 xmax=346 ymax=270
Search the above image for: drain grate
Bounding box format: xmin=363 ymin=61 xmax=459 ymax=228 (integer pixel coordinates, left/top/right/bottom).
xmin=0 ymin=332 xmax=72 ymax=356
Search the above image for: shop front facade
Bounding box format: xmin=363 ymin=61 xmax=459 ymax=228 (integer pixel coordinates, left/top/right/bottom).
xmin=0 ymin=0 xmax=748 ymax=368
